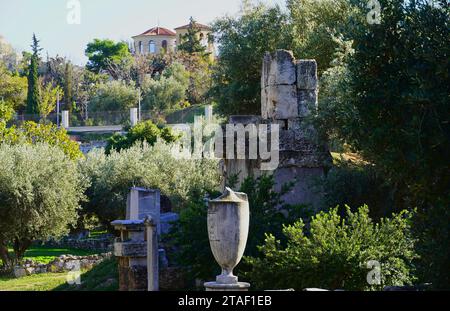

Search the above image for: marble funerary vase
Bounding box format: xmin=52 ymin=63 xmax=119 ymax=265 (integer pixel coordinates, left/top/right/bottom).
xmin=207 ymin=187 xmax=250 ymax=284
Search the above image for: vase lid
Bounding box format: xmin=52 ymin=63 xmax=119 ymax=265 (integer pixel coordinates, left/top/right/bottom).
xmin=210 ymin=187 xmax=248 ymax=203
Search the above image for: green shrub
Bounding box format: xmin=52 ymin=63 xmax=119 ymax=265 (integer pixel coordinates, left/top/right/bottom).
xmin=244 ymin=206 xmax=417 ymax=290
xmin=105 ymin=120 xmax=179 ymax=154
xmin=0 ymin=121 xmax=82 ymax=160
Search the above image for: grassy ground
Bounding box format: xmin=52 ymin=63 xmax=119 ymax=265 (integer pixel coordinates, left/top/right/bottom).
xmin=0 ymin=258 xmax=118 ymax=291
xmin=0 ymin=273 xmax=68 ymax=291
xmin=3 ymin=245 xmax=100 ymax=265
xmin=56 ymin=257 xmax=118 ymax=291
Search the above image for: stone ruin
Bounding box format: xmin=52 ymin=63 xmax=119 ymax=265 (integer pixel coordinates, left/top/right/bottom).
xmin=223 ymin=50 xmax=332 ymax=208
xmin=112 ymin=187 xmax=181 ymax=291
xmin=111 ymin=51 xmax=332 ymax=291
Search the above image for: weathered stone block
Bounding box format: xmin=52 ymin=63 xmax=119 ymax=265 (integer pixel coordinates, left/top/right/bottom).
xmin=25 ymin=267 xmax=35 ymax=276
xmin=287 ymin=118 xmax=304 ymax=131
xmin=298 ymin=89 xmax=318 ymax=117
xmin=126 ymin=187 xmax=161 ymax=234
xmin=262 ymin=85 xmax=298 ymax=120
xmin=229 ymin=115 xmax=261 ymax=125
xmin=128 ymin=266 xmax=148 ymax=291
xmin=159 ymin=267 xmax=188 ymax=291
xmin=160 ymin=212 xmax=180 ymax=235
xmin=261 ymin=53 xmax=271 ymax=88
xmin=273 ymin=167 xmax=326 ymax=208
xmin=297 ymin=60 xmax=318 ymax=90
xmin=261 ymin=87 xmax=272 ymax=119
xmin=114 ymin=241 xmax=147 ymax=257
xmin=279 ymin=129 xmax=317 ymax=152
xmin=262 ymin=50 xmax=296 ymax=87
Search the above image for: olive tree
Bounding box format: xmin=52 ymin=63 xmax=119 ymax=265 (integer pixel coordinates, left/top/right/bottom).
xmin=79 ymin=141 xmax=221 ymax=227
xmin=0 ymin=143 xmax=86 ymax=268
xmin=89 ymin=80 xmax=139 ymax=112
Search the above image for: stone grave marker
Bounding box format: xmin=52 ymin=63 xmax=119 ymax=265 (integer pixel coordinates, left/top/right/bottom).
xmin=126 ymin=187 xmax=161 ymax=235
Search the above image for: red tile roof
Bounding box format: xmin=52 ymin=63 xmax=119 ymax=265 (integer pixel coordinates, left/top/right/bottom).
xmin=135 ymin=26 xmax=176 ymax=37
xmin=174 ymin=22 xmax=211 ymax=31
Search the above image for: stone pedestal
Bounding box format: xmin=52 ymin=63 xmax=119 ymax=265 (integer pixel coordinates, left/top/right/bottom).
xmin=111 ymin=220 xmax=147 ymax=291
xmin=112 ymin=187 xmax=162 ymax=291
xmin=204 ymin=282 xmax=251 ymax=291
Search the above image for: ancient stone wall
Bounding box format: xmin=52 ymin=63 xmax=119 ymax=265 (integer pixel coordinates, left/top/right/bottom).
xmin=224 ymin=50 xmax=332 ymax=208
xmin=41 ymin=237 xmax=113 ymax=252
xmin=12 ymin=253 xmax=112 ymax=277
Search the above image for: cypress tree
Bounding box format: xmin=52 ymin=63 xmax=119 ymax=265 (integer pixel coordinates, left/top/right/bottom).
xmin=26 ymin=34 xmax=42 ymax=115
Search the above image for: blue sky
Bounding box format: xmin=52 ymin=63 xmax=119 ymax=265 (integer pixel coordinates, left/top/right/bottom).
xmin=0 ymin=0 xmax=285 ymax=65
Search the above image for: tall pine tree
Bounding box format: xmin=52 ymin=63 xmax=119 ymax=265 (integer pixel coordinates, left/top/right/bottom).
xmin=26 ymin=34 xmax=42 ymax=115
xmin=177 ymin=17 xmax=208 ymax=55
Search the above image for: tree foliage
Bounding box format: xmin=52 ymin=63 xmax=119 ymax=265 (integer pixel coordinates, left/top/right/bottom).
xmin=89 ymin=80 xmax=139 ymax=112
xmin=141 ymin=62 xmax=190 ymax=113
xmin=317 ymin=0 xmax=450 ymax=288
xmin=0 ymin=61 xmax=27 ymax=113
xmin=0 ymin=121 xmax=82 ymax=160
xmin=0 ymin=99 xmax=15 ymax=122
xmin=177 ymin=17 xmax=209 ymax=55
xmin=26 ymin=34 xmax=41 ymax=115
xmin=211 ymin=3 xmax=293 ymax=115
xmin=0 ymin=36 xmax=19 ymax=71
xmin=64 ymin=62 xmax=74 ymax=111
xmin=85 ymin=39 xmax=132 ymax=74
xmin=0 ymin=143 xmax=86 ymax=268
xmin=318 ymin=0 xmax=450 ymax=212
xmin=320 ymin=157 xmax=394 ymax=221
xmin=287 ymin=0 xmax=358 ymax=74
xmin=105 ymin=120 xmax=180 ymax=154
xmin=176 ymin=51 xmax=213 ymax=105
xmin=79 ymin=142 xmax=221 ymax=227
xmin=38 ymin=81 xmax=62 ymax=118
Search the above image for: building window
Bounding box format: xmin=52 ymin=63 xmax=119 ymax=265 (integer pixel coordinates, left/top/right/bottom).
xmin=162 ymin=40 xmax=168 ymax=51
xmin=139 ymin=41 xmax=143 ymax=54
xmin=200 ymin=33 xmax=208 ymax=47
xmin=149 ymin=40 xmax=156 ymax=54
